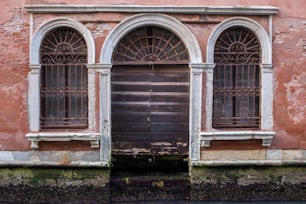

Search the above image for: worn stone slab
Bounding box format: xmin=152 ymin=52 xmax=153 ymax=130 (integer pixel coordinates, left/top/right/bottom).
xmin=200 ymin=150 xmax=266 ymax=161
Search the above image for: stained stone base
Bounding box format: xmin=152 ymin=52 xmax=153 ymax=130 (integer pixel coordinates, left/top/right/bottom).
xmin=0 ymin=167 xmax=110 ymax=203
xmin=190 ymin=166 xmax=306 ymax=201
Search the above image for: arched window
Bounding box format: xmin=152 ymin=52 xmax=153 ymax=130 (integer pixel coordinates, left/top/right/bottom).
xmin=212 ymin=26 xmax=261 ymax=129
xmin=40 ymin=27 xmax=88 ymax=129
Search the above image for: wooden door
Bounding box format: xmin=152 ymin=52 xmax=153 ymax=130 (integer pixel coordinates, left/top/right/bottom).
xmin=111 ymin=65 xmax=189 ymax=155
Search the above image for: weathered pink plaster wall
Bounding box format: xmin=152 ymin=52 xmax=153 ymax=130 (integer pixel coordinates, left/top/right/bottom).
xmin=272 ymin=14 xmax=306 ymax=149
xmin=0 ymin=0 xmax=30 ymax=150
xmin=0 ymin=0 xmax=305 ymax=150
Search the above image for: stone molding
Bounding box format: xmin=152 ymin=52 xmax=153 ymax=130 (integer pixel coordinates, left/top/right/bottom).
xmin=0 ymin=150 xmax=304 ymax=167
xmin=0 ymin=151 xmax=108 ymax=167
xmin=189 ymin=63 xmax=206 ymax=161
xmin=100 ymin=13 xmax=203 ymax=163
xmin=27 ymin=18 xmax=99 ymax=150
xmin=206 ymin=17 xmax=272 ymax=64
xmin=203 ymin=17 xmax=275 ymax=145
xmin=30 ymin=17 xmax=95 ymax=65
xmin=100 ymin=13 xmax=202 ymax=64
xmin=24 ymin=12 xmax=278 ymax=163
xmin=25 ymin=5 xmax=278 ymax=15
xmin=191 ymin=149 xmax=306 ymax=166
xmin=191 ymin=160 xmax=306 ymax=167
xmin=26 ymin=132 xmax=101 ymax=149
xmin=200 ymin=131 xmax=275 ymax=147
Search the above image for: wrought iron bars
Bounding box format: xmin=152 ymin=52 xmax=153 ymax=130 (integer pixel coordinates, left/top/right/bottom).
xmin=40 ymin=27 xmax=88 ymax=129
xmin=112 ymin=26 xmax=189 ymax=65
xmin=213 ymin=26 xmax=261 ymax=129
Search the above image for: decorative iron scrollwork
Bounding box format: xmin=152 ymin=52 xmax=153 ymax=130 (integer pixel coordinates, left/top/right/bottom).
xmin=214 ymin=27 xmax=260 ymax=64
xmin=40 ymin=27 xmax=88 ymax=129
xmin=112 ymin=26 xmax=189 ymax=65
xmin=40 ymin=27 xmax=87 ymax=65
xmin=213 ymin=26 xmax=261 ymax=129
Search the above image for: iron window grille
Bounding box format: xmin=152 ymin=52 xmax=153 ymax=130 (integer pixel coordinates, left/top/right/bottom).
xmin=213 ymin=26 xmax=261 ymax=129
xmin=40 ymin=27 xmax=88 ymax=129
xmin=112 ymin=26 xmax=189 ymax=65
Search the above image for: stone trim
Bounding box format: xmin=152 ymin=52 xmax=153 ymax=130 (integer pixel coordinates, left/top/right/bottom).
xmin=96 ymin=64 xmax=112 ymax=162
xmin=200 ymin=131 xmax=275 ymax=147
xmin=26 ymin=132 xmax=101 ymax=149
xmin=191 ymin=160 xmax=306 ymax=167
xmin=100 ymin=13 xmax=203 ymax=163
xmin=191 ymin=149 xmax=306 ymax=166
xmin=30 ymin=17 xmax=95 ymax=65
xmin=206 ymin=17 xmax=272 ymax=65
xmin=1 ymin=150 xmax=304 ymax=167
xmin=27 ymin=18 xmax=99 ymax=150
xmin=189 ymin=63 xmax=206 ymax=161
xmin=0 ymin=151 xmax=108 ymax=167
xmin=100 ymin=13 xmax=202 ymax=64
xmin=203 ymin=17 xmax=275 ymax=146
xmin=24 ymin=5 xmax=278 ymax=15
xmin=202 ymin=63 xmax=215 ymax=132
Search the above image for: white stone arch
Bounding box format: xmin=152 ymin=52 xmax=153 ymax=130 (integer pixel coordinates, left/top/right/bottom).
xmin=98 ymin=13 xmax=204 ymax=162
xmin=30 ymin=17 xmax=95 ymax=65
xmin=206 ymin=17 xmax=272 ymax=64
xmin=200 ymin=17 xmax=274 ymax=150
xmin=100 ymin=13 xmax=202 ymax=64
xmin=27 ymin=17 xmax=99 ymax=150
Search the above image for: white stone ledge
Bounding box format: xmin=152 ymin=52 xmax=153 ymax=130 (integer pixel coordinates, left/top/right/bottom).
xmin=24 ymin=5 xmax=278 ymax=15
xmin=26 ymin=132 xmax=101 ymax=149
xmin=191 ymin=160 xmax=306 ymax=167
xmin=200 ymin=131 xmax=275 ymax=147
xmin=0 ymin=161 xmax=109 ymax=167
xmin=0 ymin=150 xmax=110 ymax=167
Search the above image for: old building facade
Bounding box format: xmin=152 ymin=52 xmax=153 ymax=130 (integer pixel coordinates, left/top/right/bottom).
xmin=0 ymin=0 xmax=305 ymax=201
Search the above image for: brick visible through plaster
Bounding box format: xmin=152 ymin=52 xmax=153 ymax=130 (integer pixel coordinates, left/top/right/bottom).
xmin=85 ymin=23 xmax=112 ymax=39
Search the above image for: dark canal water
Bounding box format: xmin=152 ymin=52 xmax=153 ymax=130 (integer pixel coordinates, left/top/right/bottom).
xmin=112 ymin=202 xmax=306 ymax=204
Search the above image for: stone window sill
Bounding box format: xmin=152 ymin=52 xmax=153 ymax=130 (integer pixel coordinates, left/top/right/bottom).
xmin=199 ymin=131 xmax=274 ymax=147
xmin=26 ymin=132 xmax=100 ymax=149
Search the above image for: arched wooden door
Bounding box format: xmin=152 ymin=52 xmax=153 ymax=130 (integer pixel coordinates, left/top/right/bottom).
xmin=111 ymin=26 xmax=190 ymax=156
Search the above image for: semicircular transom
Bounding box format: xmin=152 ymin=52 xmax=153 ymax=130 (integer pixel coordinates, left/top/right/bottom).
xmin=112 ymin=26 xmax=189 ymax=65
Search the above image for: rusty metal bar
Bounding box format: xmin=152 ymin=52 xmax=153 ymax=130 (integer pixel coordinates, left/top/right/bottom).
xmin=213 ymin=26 xmax=261 ymax=129
xmin=40 ymin=27 xmax=88 ymax=129
xmin=112 ymin=26 xmax=189 ymax=65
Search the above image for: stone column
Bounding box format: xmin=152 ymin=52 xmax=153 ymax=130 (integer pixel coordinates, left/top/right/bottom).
xmin=28 ymin=64 xmax=41 ymax=132
xmin=189 ymin=63 xmax=205 ymax=162
xmin=87 ymin=65 xmax=96 ymax=131
xmin=96 ymin=64 xmax=112 ymax=162
xmin=261 ymin=63 xmax=274 ymax=130
xmin=203 ymin=63 xmax=215 ymax=131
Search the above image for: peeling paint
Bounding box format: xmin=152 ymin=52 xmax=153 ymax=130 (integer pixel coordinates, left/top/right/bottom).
xmin=274 ymin=31 xmax=290 ymax=44
xmin=2 ymin=10 xmax=24 ymax=33
xmin=284 ymin=72 xmax=306 ymax=125
xmin=176 ymin=142 xmax=188 ymax=147
xmin=151 ymin=142 xmax=172 ymax=146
